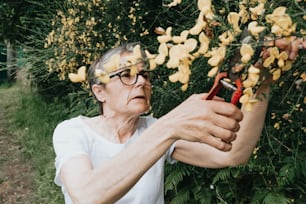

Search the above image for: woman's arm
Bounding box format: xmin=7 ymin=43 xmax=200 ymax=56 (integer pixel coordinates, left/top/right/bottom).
xmin=171 ymin=77 xmax=270 ymax=168
xmin=58 ymin=94 xmax=242 ymax=204
xmin=172 ymin=36 xmax=304 ymax=168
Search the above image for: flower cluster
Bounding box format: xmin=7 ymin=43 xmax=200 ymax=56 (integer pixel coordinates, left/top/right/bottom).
xmin=68 ymin=44 xmax=152 ymax=84
xmin=45 ymin=0 xmax=149 ymax=82
xmin=149 ymin=0 xmax=305 ymax=110
xmin=94 ymin=45 xmax=147 ymax=84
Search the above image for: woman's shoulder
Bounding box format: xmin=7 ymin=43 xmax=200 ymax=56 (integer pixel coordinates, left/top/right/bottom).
xmin=55 ymin=115 xmax=84 ymax=129
xmin=53 ymin=115 xmax=92 ymax=142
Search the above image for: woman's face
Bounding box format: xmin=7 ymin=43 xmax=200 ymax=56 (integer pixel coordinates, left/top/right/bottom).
xmin=94 ymin=52 xmax=152 ymax=117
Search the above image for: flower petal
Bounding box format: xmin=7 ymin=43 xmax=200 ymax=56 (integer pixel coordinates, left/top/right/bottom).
xmin=104 ymin=54 xmax=121 ymax=72
xmin=68 ymin=66 xmax=87 ymax=83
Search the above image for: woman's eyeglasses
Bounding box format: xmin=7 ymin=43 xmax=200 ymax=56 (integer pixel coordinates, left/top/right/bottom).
xmin=108 ymin=60 xmax=152 ymax=86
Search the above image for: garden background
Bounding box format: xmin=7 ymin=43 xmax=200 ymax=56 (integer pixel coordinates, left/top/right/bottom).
xmin=0 ymin=0 xmax=305 ymax=203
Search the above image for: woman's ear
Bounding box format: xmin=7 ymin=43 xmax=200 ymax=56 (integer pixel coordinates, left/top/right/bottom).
xmin=92 ymin=84 xmax=106 ymax=102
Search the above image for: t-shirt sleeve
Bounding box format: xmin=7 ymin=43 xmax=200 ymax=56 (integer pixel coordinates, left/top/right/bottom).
xmin=165 ymin=142 xmax=177 ymax=164
xmin=52 ymin=119 xmax=89 ymax=186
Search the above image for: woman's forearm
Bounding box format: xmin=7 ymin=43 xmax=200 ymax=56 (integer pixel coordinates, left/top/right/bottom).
xmin=229 ymin=85 xmax=270 ymax=165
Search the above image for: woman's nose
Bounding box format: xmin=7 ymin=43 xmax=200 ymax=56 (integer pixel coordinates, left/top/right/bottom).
xmin=135 ymin=74 xmax=146 ymax=85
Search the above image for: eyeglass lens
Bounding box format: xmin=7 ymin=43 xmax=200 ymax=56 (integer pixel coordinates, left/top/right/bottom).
xmin=119 ymin=69 xmax=151 ymax=86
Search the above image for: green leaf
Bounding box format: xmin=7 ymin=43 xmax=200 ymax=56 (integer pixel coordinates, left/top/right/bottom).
xmin=263 ymin=192 xmax=289 ymax=204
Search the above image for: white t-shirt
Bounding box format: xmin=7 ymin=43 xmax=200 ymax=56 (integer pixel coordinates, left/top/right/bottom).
xmin=53 ymin=115 xmax=176 ymax=204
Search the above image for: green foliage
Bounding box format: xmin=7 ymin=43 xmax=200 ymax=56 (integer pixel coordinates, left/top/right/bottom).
xmin=2 ymin=84 xmax=67 ymax=203
xmin=156 ymin=0 xmax=306 ymax=203
xmin=0 ymin=0 xmax=45 ymax=44
xmin=16 ymin=0 xmax=306 ymax=203
xmin=19 ymin=0 xmax=76 ymax=101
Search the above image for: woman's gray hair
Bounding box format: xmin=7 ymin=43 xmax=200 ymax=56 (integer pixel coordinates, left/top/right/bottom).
xmin=87 ymin=42 xmax=147 ymax=89
xmin=87 ymin=42 xmax=147 ymax=114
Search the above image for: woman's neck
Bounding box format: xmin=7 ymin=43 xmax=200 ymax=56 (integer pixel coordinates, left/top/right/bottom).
xmin=98 ymin=114 xmax=139 ymax=143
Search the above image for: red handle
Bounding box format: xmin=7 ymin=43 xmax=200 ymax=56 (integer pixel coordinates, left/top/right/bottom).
xmin=206 ymin=72 xmax=243 ymax=105
xmin=230 ymin=78 xmax=242 ymax=105
xmin=206 ymin=72 xmax=228 ymax=100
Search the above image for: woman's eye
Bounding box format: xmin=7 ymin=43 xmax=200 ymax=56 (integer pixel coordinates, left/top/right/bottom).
xmin=120 ymin=71 xmax=131 ymax=78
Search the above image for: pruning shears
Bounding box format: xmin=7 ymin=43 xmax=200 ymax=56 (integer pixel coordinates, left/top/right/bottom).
xmin=206 ymin=71 xmax=243 ymax=105
xmin=206 ymin=27 xmax=264 ymax=105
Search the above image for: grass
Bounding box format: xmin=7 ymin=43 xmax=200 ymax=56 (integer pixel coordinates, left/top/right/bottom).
xmin=0 ymin=82 xmax=66 ymax=203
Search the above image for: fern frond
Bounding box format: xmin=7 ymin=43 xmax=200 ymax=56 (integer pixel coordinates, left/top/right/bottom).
xmin=278 ymin=163 xmax=296 ymax=186
xmin=212 ymin=167 xmax=242 ymax=184
xmin=263 ymin=191 xmax=289 ymax=204
xmin=169 ymin=189 xmax=190 ymax=204
xmin=165 ymin=168 xmax=185 ymax=193
xmin=165 ymin=163 xmax=194 ymax=193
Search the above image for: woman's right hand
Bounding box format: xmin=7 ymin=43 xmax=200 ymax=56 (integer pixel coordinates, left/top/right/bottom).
xmin=160 ymin=93 xmax=243 ymax=151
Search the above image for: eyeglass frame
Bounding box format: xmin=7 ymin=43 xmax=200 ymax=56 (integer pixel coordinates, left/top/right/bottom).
xmin=108 ymin=60 xmax=152 ymax=86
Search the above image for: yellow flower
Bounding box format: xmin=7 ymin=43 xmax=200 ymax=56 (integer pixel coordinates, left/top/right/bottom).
xmin=155 ymin=54 xmax=167 ymax=65
xmin=242 ymin=65 xmax=260 ymax=88
xmin=189 ymin=10 xmax=207 ymax=35
xmin=68 ymin=66 xmax=87 ymax=83
xmin=178 ymin=64 xmax=191 ymax=84
xmin=238 ymin=4 xmax=249 ymax=24
xmin=154 ymin=27 xmax=166 ymax=35
xmin=166 ymin=38 xmax=196 ymax=69
xmin=266 ymin=7 xmax=287 ymax=23
xmin=271 ymin=112 xmax=276 ymax=119
xmin=281 ymin=60 xmax=293 ymax=71
xmin=181 ymin=83 xmax=188 ymax=91
xmin=157 ymin=27 xmax=172 ymax=43
xmin=184 ymin=38 xmax=198 ymax=52
xmin=240 ymin=44 xmax=254 ymax=63
xmin=155 ymin=43 xmax=169 ymax=65
xmin=95 ymin=69 xmax=110 ymax=84
xmin=167 ymin=45 xmax=185 ymax=68
xmin=207 ymin=47 xmax=226 ymax=67
xmin=166 ymin=0 xmax=182 ymax=7
xmin=197 ymin=0 xmax=214 ymax=20
xmin=249 ymin=3 xmax=265 ymax=20
xmin=227 ymin=12 xmax=241 ymax=34
xmin=104 ymin=54 xmax=121 ymax=72
xmin=273 ymin=21 xmax=296 ymax=37
xmin=207 ymin=66 xmax=219 ymax=77
xmin=172 ymin=30 xmax=189 ymax=44
xmin=301 ymin=72 xmax=306 ymax=81
xmin=270 ymin=68 xmax=281 ymax=81
xmin=133 ymin=45 xmax=143 ymax=59
xmin=129 ymin=65 xmax=138 ymax=76
xmin=277 ymin=51 xmax=288 ymax=67
xmin=169 ymin=71 xmax=180 ymax=83
xmin=239 ymin=87 xmax=258 ymax=111
xmin=274 ymin=122 xmax=280 ymax=130
xmin=197 ymin=32 xmax=210 ymax=54
xmin=219 ymin=31 xmax=235 ymax=46
xmin=263 ymin=47 xmax=279 ymax=67
xmin=266 ymin=7 xmax=296 ymax=36
xmin=198 ymin=0 xmax=211 ymax=12
xmin=124 ymin=45 xmax=143 ymax=67
xmin=248 ymin=21 xmax=266 ymax=38
xmin=145 ymin=50 xmax=157 ymax=70
xmin=168 ymin=64 xmax=191 ymax=85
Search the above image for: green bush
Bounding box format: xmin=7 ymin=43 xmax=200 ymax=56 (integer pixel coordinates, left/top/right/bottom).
xmin=20 ymin=0 xmax=305 ymax=203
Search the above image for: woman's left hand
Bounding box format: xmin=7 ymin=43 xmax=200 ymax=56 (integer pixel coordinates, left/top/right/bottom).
xmin=263 ymin=36 xmax=305 ymax=60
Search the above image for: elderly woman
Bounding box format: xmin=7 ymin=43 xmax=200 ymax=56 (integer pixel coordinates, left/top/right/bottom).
xmin=53 ymin=40 xmax=303 ymax=204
